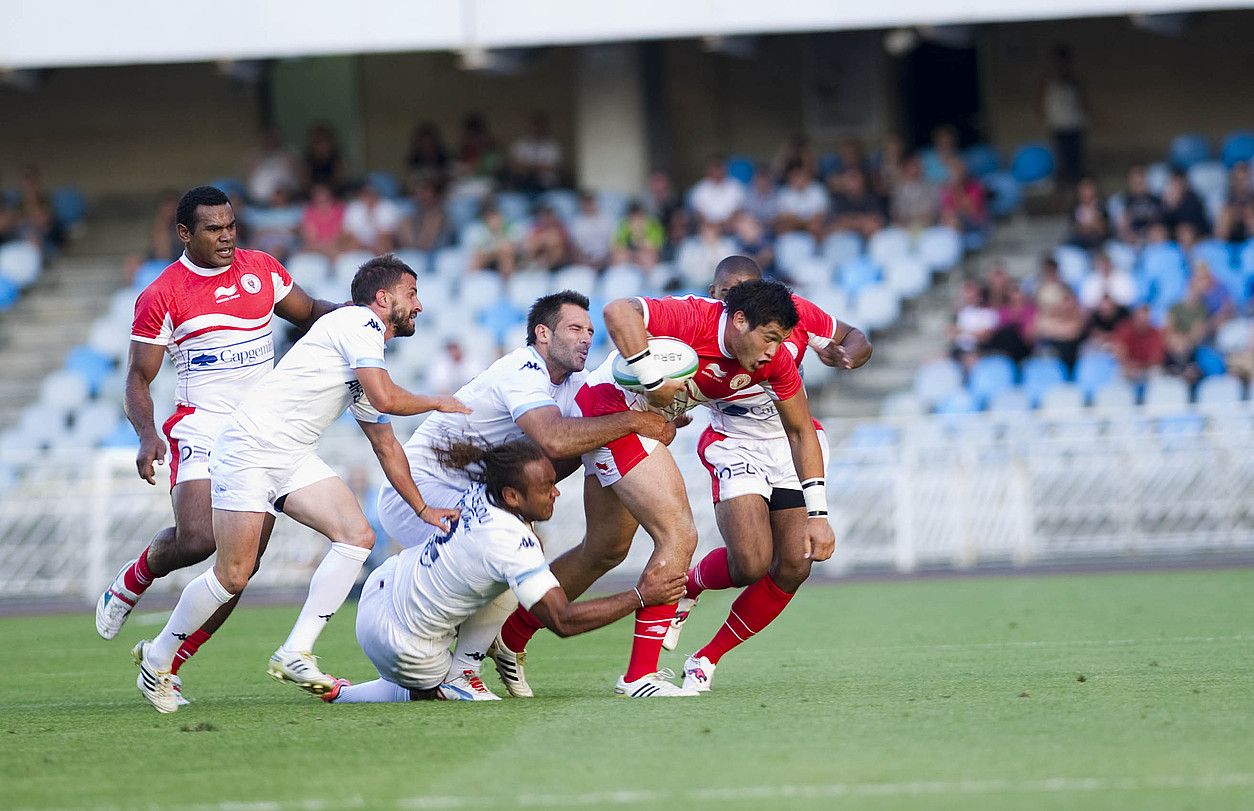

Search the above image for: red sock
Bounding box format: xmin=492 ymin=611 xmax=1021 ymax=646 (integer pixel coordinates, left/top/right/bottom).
xmin=697 ymin=575 xmax=794 ymax=665
xmin=170 ymin=628 xmax=212 ymax=675
xmin=121 ymin=546 xmax=156 ymax=596
xmin=686 ymin=547 xmax=734 ymax=599
xmin=624 ymin=603 xmax=676 ymax=682
xmin=500 ymin=606 xmax=545 ymax=653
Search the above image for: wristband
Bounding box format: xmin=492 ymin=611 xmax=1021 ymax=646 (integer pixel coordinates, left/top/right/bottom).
xmin=801 ymin=478 xmax=828 ymax=517
xmin=417 ymin=504 xmax=429 ymax=519
xmin=632 ymin=587 xmax=645 ymax=608
xmin=625 ymin=349 xmax=665 ymax=392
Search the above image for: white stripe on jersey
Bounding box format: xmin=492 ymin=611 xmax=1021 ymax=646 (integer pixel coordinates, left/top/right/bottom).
xmin=172 ymin=311 xmax=274 ymax=343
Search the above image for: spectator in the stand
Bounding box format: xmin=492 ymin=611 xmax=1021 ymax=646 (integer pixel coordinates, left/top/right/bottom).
xmin=302 ymin=123 xmax=345 ymax=194
xmin=1039 ymin=44 xmax=1089 ymax=186
xmin=1086 ymin=294 xmax=1131 ymax=349
xmin=1217 ymin=161 xmax=1252 ymax=242
xmin=1161 ymin=169 xmax=1210 ymax=238
xmin=1112 ymin=305 xmax=1166 ymax=382
xmin=938 ymin=159 xmax=988 ymax=240
xmin=773 ymin=133 xmax=819 ymax=180
xmin=406 ymin=122 xmax=449 ymax=184
xmin=742 ymin=165 xmax=779 ymax=225
xmin=523 ymin=205 xmax=571 ymax=272
xmin=834 ymin=138 xmax=867 ymax=177
xmin=1079 ymin=251 xmax=1137 ymax=309
xmin=675 ymin=218 xmax=735 ymax=289
xmin=689 ymin=154 xmax=746 ymax=228
xmin=427 ymin=339 xmax=480 ymax=396
xmin=300 ymin=182 xmax=346 ymax=258
xmin=397 ymin=178 xmax=453 ymax=253
xmin=829 ymin=167 xmax=886 ymax=238
xmin=122 ymin=189 xmax=181 ymax=284
xmin=0 ymin=187 xmax=16 ymax=243
xmin=1224 ymin=322 xmax=1254 ymax=382
xmin=469 ymin=203 xmax=523 ymax=278
xmin=774 ymin=162 xmax=828 ymax=236
xmin=660 ymin=208 xmax=692 ymax=265
xmin=568 ymin=191 xmax=614 ymax=268
xmin=1068 ymin=176 xmax=1109 ymax=249
xmin=507 ymin=112 xmax=562 ymax=193
xmin=891 ymin=153 xmax=938 ymax=230
xmin=1034 ymin=287 xmax=1088 ymax=372
xmin=730 ymin=211 xmax=775 ymax=276
xmin=950 ymin=281 xmax=999 ymax=363
xmin=873 ymin=134 xmax=907 ymax=198
xmin=645 ymin=169 xmax=682 ymax=226
xmin=16 ymin=166 xmax=61 ymax=250
xmin=1028 ymin=257 xmax=1069 ymax=311
xmin=611 ymin=202 xmax=664 ymax=272
xmin=342 ymin=181 xmax=402 ymax=254
xmin=985 ymin=265 xmax=1015 ymax=309
xmin=1189 ymin=262 xmax=1234 ymax=325
xmin=249 ymin=186 xmax=302 ymax=261
xmin=988 ymin=285 xmax=1037 ymax=363
xmin=923 ymin=125 xmax=960 ymax=184
xmin=1176 ymin=221 xmax=1201 ymax=256
xmin=1116 ymin=164 xmax=1163 ymax=243
xmin=245 ymin=129 xmax=300 ymax=205
xmin=455 ymin=112 xmax=504 ymax=180
xmin=1164 ymin=281 xmax=1210 ymax=379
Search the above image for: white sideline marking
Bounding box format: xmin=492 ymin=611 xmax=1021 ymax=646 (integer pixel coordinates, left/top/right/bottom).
xmin=132 ymin=611 xmax=172 ymax=626
xmin=25 ymin=773 xmax=1254 ymax=811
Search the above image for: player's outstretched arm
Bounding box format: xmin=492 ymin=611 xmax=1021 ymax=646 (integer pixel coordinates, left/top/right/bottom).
xmin=124 ymin=341 xmax=168 ymax=485
xmin=273 ymin=283 xmax=341 ymax=332
xmin=516 ymin=405 xmax=676 ymax=460
xmin=815 ymin=321 xmax=873 ymax=370
xmin=357 ymin=420 xmax=459 ymax=533
xmin=355 ymin=367 xmax=471 ymax=417
xmin=776 ymin=392 xmax=837 ymax=562
xmin=527 ymin=562 xmax=686 ymax=638
xmin=603 ymin=298 xmax=686 ymax=408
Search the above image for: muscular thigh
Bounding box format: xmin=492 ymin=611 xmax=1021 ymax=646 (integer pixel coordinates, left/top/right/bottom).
xmin=280 ymin=476 xmax=371 ymax=542
xmin=714 ymin=495 xmax=773 ymax=580
xmin=610 ymin=444 xmax=695 ymax=543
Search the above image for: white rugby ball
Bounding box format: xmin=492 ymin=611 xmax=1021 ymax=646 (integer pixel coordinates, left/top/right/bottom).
xmin=612 ymin=337 xmax=700 ymax=392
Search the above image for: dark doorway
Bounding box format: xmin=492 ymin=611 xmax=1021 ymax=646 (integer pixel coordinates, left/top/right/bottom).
xmin=900 ymin=41 xmax=982 ymax=149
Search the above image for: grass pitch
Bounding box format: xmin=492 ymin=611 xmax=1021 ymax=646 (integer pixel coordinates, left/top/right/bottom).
xmin=3 ymin=568 xmax=1252 ymax=810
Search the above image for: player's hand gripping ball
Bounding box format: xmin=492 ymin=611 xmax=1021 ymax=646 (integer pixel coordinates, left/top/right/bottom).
xmin=612 ymin=337 xmax=699 ymax=392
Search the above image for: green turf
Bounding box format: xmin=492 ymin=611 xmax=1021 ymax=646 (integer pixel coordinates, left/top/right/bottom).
xmin=2 ymin=568 xmax=1252 ymax=810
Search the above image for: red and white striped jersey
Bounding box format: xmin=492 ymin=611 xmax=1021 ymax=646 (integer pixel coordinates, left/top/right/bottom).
xmin=131 ymin=249 xmax=294 ymax=414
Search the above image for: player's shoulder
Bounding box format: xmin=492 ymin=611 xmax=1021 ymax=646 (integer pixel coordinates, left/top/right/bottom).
xmin=321 ymin=304 xmax=383 ymax=334
xmin=495 ymin=346 xmax=548 ymax=378
xmin=790 ymin=293 xmax=833 ymax=327
xmin=232 ymin=248 xmax=283 ymax=272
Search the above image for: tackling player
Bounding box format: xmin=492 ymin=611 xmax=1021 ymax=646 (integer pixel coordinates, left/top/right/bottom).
xmin=325 ymin=438 xmax=686 ymax=704
xmin=493 ymin=279 xmax=835 ymax=697
xmin=95 ymin=186 xmax=339 ymax=698
xmin=671 ymin=255 xmax=871 ymax=692
xmin=133 ymin=255 xmax=467 ymax=713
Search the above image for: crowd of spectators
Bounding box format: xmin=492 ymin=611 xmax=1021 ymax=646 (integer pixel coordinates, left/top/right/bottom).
xmin=0 ymin=166 xmax=69 ymax=253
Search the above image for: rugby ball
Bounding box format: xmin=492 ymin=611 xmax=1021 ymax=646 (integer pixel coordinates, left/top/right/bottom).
xmin=612 ymin=337 xmax=699 ymax=392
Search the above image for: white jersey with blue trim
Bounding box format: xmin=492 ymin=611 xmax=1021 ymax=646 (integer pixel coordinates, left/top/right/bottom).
xmin=388 ymin=483 xmax=560 ymax=638
xmin=400 ymin=345 xmax=585 ymax=491
xmin=226 ymin=305 xmax=388 ymax=455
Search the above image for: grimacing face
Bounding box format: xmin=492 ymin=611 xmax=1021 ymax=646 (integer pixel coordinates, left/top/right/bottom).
xmin=181 ymin=204 xmax=236 ymax=268
xmin=511 ymin=458 xmax=560 ymax=523
xmin=728 ymin=313 xmax=791 ymax=372
xmin=387 ymin=277 xmax=421 ymax=337
xmin=543 ymin=303 xmax=594 ymax=375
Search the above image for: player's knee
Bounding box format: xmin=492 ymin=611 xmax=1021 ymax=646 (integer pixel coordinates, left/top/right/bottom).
xmin=214 ymin=563 xmax=251 ymax=595
xmin=343 ymin=523 xmax=375 ymax=550
xmin=728 ymin=548 xmax=770 ymax=586
xmin=771 ymin=555 xmax=813 ymax=592
xmin=587 ymin=539 xmax=631 ymax=573
xmin=176 ymin=527 xmax=217 ymax=563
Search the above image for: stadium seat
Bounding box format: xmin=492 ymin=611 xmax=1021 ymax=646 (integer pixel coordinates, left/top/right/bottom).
xmin=1054 ymin=245 xmax=1091 ymax=287
xmin=1220 ymin=131 xmax=1254 ymax=168
xmin=821 ymin=231 xmax=862 ymax=267
xmin=101 ymin=419 xmax=139 ymax=449
xmin=52 ymin=186 xmax=88 ymax=228
xmin=1216 ymin=318 xmax=1251 ymax=354
xmin=207 ymin=177 xmax=246 ymax=199
xmin=444 ymin=194 xmax=482 ymax=230
xmin=727 ymin=156 xmax=755 ymax=185
xmin=69 ymin=401 xmax=122 ymax=447
xmin=1196 ymin=374 xmax=1244 ymax=406
xmin=0 ymin=277 xmax=18 ymax=311
xmin=806 ymin=287 xmax=849 ymax=326
xmin=848 ymin=422 xmax=899 ymax=449
xmin=1040 ymin=383 xmax=1084 ymax=413
xmin=1074 ymin=351 xmax=1119 ymax=398
xmin=985 ymin=172 xmax=1022 ymax=217
xmin=867 ymin=227 xmax=911 ymax=267
xmin=880 ymin=390 xmax=925 ymax=417
xmin=460 ymin=272 xmax=504 ymax=306
xmin=476 ymin=299 xmax=524 ymax=345
xmin=1187 ymin=162 xmax=1228 ymax=221
xmin=1103 ymin=241 xmax=1137 ymax=273
xmin=1092 ymin=380 xmax=1136 ymax=409
xmin=597 ymin=191 xmax=630 ymax=223
xmin=1145 ymin=162 xmax=1171 ymax=195
xmin=914 ymin=226 xmax=963 ymax=271
xmin=1194 ymin=345 xmax=1227 ymax=378
xmin=1010 ymin=144 xmax=1054 ymax=184
xmin=494 ymin=192 xmax=530 ymax=223
xmin=1156 ymin=412 xmax=1205 ymax=439
xmin=541 ymin=190 xmax=580 ymax=223
xmin=884 ymin=256 xmax=929 ymax=299
xmin=37 ymin=369 xmax=91 ymax=413
xmin=132 ymin=259 xmax=166 ymax=290
xmin=775 ymin=231 xmax=817 ymax=272
xmin=505 ymin=270 xmax=551 ymax=310
xmin=333 ymin=250 xmax=375 ymax=284
xmin=1021 ymin=356 xmax=1068 ymax=405
xmin=962 ymin=144 xmax=1000 ymax=178
xmin=853 ymin=284 xmax=900 ymax=332
xmin=967 ymin=355 xmax=1017 ymax=407
xmin=392 ymin=249 xmax=432 ymax=277
xmin=913 ymin=358 xmax=963 ymax=407
xmin=0 ymin=427 xmax=43 ymax=466
xmin=285 ymin=251 xmax=332 ymax=285
xmin=600 ymin=264 xmax=647 ymax=301
xmin=552 ymin=264 xmax=598 ymax=295
xmin=838 ymin=256 xmax=881 ymax=296
xmin=0 ymin=240 xmax=42 ymax=288
xmin=65 ymin=346 xmax=115 ymax=397
xmin=789 ymin=256 xmax=836 ymax=293
xmin=987 ymin=387 xmax=1030 ymax=413
xmin=1168 ymin=134 xmax=1211 ymax=169
xmin=1143 ymin=375 xmax=1190 ymax=407
xmin=434 ymin=248 xmax=471 ymax=280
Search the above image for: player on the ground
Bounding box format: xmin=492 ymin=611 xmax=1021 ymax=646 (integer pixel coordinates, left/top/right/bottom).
xmin=492 ymin=279 xmax=835 ymax=698
xmin=325 ymin=438 xmax=686 ymax=704
xmin=669 ymin=255 xmax=872 ymax=692
xmin=95 ymin=185 xmax=340 ymax=698
xmin=375 ymin=290 xmax=676 ymax=699
xmin=133 ymin=255 xmax=468 ymax=713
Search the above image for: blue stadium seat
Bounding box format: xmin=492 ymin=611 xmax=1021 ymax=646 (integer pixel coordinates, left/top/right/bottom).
xmin=1092 ymin=380 xmax=1136 ymax=409
xmin=987 ymin=387 xmax=1030 ymax=412
xmin=444 ymin=194 xmax=482 ymax=230
xmin=913 ymin=358 xmax=963 ymax=407
xmin=101 ymin=419 xmax=139 ymax=449
xmin=1039 ymin=383 xmax=1084 ymax=413
xmin=1054 ymin=245 xmax=1090 ymax=287
xmin=132 ymin=259 xmax=167 ymax=290
xmin=366 ymin=171 xmax=403 ymax=199
xmin=984 ymin=172 xmax=1021 ymax=217
xmin=1139 ymin=243 xmax=1187 ymax=310
xmin=1022 ymin=356 xmax=1068 ymax=405
xmin=967 ymin=354 xmax=1016 ymax=407
xmin=0 ymin=277 xmax=18 ymax=311
xmin=65 ymin=346 xmax=115 ymax=397
xmin=868 ymin=227 xmax=912 ymax=267
xmin=1103 ymin=240 xmax=1137 ymax=273
xmin=541 ymin=189 xmax=580 ymax=223
xmin=598 ymin=190 xmax=630 ymax=223
xmin=915 ymin=226 xmax=963 ymax=271
xmin=775 ymin=231 xmax=817 ymax=272
xmin=962 ymin=144 xmax=1000 ymax=178
xmin=1074 ymin=351 xmax=1119 ymax=399
xmin=0 ymin=241 xmax=42 ymax=288
xmin=1169 ymin=134 xmax=1211 ymax=169
xmin=821 ymin=231 xmax=862 ymax=267
xmin=476 ymin=299 xmax=524 ymax=345
xmin=848 ymin=422 xmax=899 ymax=449
xmin=837 ymin=256 xmax=880 ymax=296
xmin=853 ymin=284 xmax=900 ymax=332
xmin=726 ymin=156 xmax=755 ymax=185
xmin=207 ymin=177 xmax=246 ymax=200
xmin=1010 ymin=144 xmax=1054 ymax=184
xmin=1220 ymin=131 xmax=1254 ymax=168
xmin=936 ymin=388 xmax=978 ymax=414
xmin=52 ymin=186 xmax=88 ymax=227
xmin=495 ymin=192 xmax=530 ymax=223
xmin=1194 ymin=345 xmax=1226 ymax=378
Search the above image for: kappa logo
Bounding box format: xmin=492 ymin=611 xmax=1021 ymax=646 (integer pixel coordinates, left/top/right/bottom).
xmin=703 ymin=362 xmax=728 ymax=380
xmin=213 ymin=284 xmax=239 ymax=302
xmin=519 ymin=537 xmax=538 ymax=549
xmin=520 ymin=361 xmax=542 ymax=373
xmin=317 ymin=612 xmax=335 ymax=621
xmin=364 ymin=319 xmax=383 ymax=333
xmin=172 ymin=632 xmax=190 ymax=641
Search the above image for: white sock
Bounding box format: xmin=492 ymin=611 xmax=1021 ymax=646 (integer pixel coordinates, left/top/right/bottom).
xmin=450 ymin=591 xmax=518 ymax=674
xmin=147 ymin=570 xmax=233 ymax=669
xmin=281 ymin=542 xmax=370 ymax=653
xmin=334 ymin=678 xmax=413 ymax=703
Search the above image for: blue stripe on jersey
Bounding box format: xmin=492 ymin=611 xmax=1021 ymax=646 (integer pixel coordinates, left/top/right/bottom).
xmin=353 ymin=357 xmax=386 ymax=369
xmin=509 ymin=399 xmax=558 ymax=420
xmin=513 ymin=565 xmax=548 ymax=584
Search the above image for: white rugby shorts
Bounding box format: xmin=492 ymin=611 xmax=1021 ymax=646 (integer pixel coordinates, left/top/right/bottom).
xmin=162 ymin=406 xmax=229 ymax=488
xmin=355 ymin=558 xmax=453 ymax=690
xmin=208 ymin=426 xmax=338 ymax=514
xmin=696 ymin=423 xmax=830 ymax=505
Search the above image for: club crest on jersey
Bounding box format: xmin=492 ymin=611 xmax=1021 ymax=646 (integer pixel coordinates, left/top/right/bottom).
xmin=213 ymin=284 xmax=239 ymax=303
xmin=240 ymin=273 xmax=262 ymax=295
xmin=730 ymin=373 xmax=752 ymax=390
xmin=703 ymin=362 xmax=728 ymax=380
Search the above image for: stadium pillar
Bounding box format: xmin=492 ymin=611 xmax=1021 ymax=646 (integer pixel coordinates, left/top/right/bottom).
xmin=573 ymin=44 xmax=649 ymax=193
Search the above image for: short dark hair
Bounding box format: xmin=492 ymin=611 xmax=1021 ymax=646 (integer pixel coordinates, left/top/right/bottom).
xmin=723 ymin=279 xmax=798 ymax=331
xmin=433 ymin=438 xmax=549 ymax=507
xmin=526 ymin=290 xmax=590 ymax=346
xmin=350 ymin=254 xmax=418 ymax=306
xmin=176 ymin=186 xmax=230 ymax=231
xmin=713 ymin=255 xmax=763 ymax=286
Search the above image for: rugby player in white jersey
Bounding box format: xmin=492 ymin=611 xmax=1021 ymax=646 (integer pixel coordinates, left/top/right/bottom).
xmin=324 ymin=438 xmax=686 ymax=704
xmin=133 ymin=255 xmax=468 ymax=713
xmin=375 ymin=290 xmax=676 ymax=699
xmin=670 ymin=256 xmax=871 ymax=692
xmin=95 ymin=186 xmax=339 ymax=699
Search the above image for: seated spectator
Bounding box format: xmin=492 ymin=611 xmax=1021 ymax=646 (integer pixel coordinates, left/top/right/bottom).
xmin=1068 ymin=176 xmax=1109 ymax=249
xmin=397 ymin=178 xmax=453 ymax=253
xmin=342 ymin=181 xmax=402 ymax=254
xmin=1161 ymin=168 xmax=1210 ymax=239
xmin=568 ymin=192 xmax=614 ymax=268
xmin=873 ymin=133 xmax=907 ymax=197
xmin=950 ymin=280 xmax=999 ymax=362
xmin=523 ymin=205 xmax=571 ymax=271
xmin=833 ymin=137 xmax=867 ymax=178
xmin=645 ymin=169 xmax=682 ymax=226
xmin=689 ymin=155 xmax=746 ymax=228
xmin=660 ymin=207 xmax=692 ymax=265
xmin=1029 ymin=256 xmax=1070 ymax=313
xmin=469 ymin=204 xmax=524 ymax=278
xmin=1189 ymin=262 xmax=1233 ymax=325
xmin=730 ymin=211 xmax=775 ymax=276
xmin=828 ymin=167 xmax=886 ymax=238
xmin=245 ymin=129 xmax=300 ymax=205
xmin=427 ymin=339 xmax=480 ymax=395
xmin=773 ymin=133 xmax=819 ymax=180
xmin=1176 ymin=221 xmax=1201 ymax=256
xmin=123 ymin=189 xmax=181 ymax=284
xmin=1079 ymin=251 xmax=1137 ymax=309
xmin=774 ymin=162 xmax=828 ymax=236
xmin=987 ymin=285 xmax=1037 ymax=363
xmin=922 ymin=125 xmax=960 ymax=184
xmin=15 ymin=165 xmax=62 ymax=250
xmin=302 ymin=123 xmax=345 ymax=194
xmin=675 ymin=218 xmax=735 ymax=290
xmin=1086 ymin=294 xmax=1131 ymax=349
xmin=507 ymin=112 xmax=562 ymax=193
xmin=612 ymin=202 xmax=664 ymax=271
xmin=1112 ymin=305 xmax=1166 ymax=382
xmin=938 ymin=159 xmax=988 ymax=240
xmin=985 ymin=265 xmax=1015 ymax=309
xmin=1035 ymin=287 xmax=1088 ymax=372
xmin=248 ymin=186 xmax=303 ymax=261
xmin=1115 ymin=164 xmax=1162 ymax=243
xmin=455 ymin=112 xmax=504 ymax=180
xmin=1216 ymin=161 xmax=1253 ymax=242
xmin=300 ymin=183 xmax=346 ymax=258
xmin=1164 ymin=283 xmax=1210 ymax=379
xmin=1224 ymin=321 xmax=1254 ymax=382
xmin=890 ymin=153 xmax=938 ymax=230
xmin=742 ymin=166 xmax=779 ymax=225
xmin=406 ymin=122 xmax=449 ymax=185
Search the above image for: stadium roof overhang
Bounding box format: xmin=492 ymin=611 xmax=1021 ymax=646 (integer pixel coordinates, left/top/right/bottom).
xmin=1 ymin=0 xmax=1247 ymax=70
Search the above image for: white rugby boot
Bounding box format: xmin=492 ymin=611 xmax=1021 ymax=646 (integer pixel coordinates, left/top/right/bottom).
xmin=438 ymin=670 xmax=503 ymax=701
xmin=267 ymin=648 xmax=338 ymax=695
xmin=682 ymin=654 xmax=716 ymax=694
xmin=95 ymin=559 xmax=142 ymax=640
xmin=132 ymin=640 xmax=178 ymax=713
xmin=661 ymin=596 xmax=698 ymax=651
xmin=486 ymin=634 xmax=534 ymax=698
xmin=132 ymin=640 xmax=190 ymax=706
xmin=614 ymin=668 xmax=699 ymax=698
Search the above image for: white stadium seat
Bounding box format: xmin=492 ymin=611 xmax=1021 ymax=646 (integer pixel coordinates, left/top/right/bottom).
xmin=884 ymin=256 xmax=929 ymax=299
xmin=506 ymin=270 xmax=552 ymax=311
xmin=868 ymin=227 xmax=911 ymax=267
xmin=552 ymin=264 xmax=598 ymax=295
xmin=914 ymin=226 xmax=963 ymax=270
xmin=1040 ymin=383 xmax=1085 ymax=413
xmin=38 ymin=370 xmax=91 ymax=414
xmin=459 ymin=272 xmax=504 ymax=307
xmin=0 ymin=241 xmax=42 ymax=288
xmin=1092 ymin=380 xmax=1136 ymax=409
xmin=1143 ymin=375 xmax=1190 ymax=408
xmin=333 ymin=250 xmax=375 ymax=284
xmin=601 ymin=264 xmax=647 ymax=301
xmin=854 ymin=283 xmax=900 ymax=332
xmin=284 ymin=252 xmax=332 ymax=285
xmin=1196 ymin=374 xmax=1244 ymax=406
xmin=822 ymin=231 xmax=862 ymax=267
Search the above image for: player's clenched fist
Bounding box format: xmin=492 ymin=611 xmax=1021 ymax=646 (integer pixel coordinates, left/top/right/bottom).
xmin=635 ymin=562 xmax=689 ymax=606
xmin=644 ymin=377 xmax=687 ymax=410
xmin=804 ymin=518 xmax=836 ymax=562
xmin=419 ymin=505 xmax=461 ymax=533
xmin=135 ymin=434 xmax=167 ymax=485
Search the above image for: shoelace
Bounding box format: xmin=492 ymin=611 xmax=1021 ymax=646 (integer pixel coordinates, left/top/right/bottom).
xmin=655 ymin=667 xmax=678 ymax=682
xmin=463 ymin=671 xmax=491 ymax=693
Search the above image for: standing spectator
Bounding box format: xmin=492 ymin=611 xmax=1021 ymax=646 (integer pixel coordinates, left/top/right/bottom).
xmin=741 ymin=166 xmax=779 ymax=225
xmin=774 ymin=162 xmax=828 ymax=236
xmin=1079 ymin=251 xmax=1137 ymax=309
xmin=890 ymin=153 xmax=938 ymax=230
xmin=406 ymin=122 xmax=449 ymax=185
xmin=16 ymin=166 xmax=62 ymax=250
xmin=1161 ymin=169 xmax=1210 ymax=238
xmin=729 ymin=211 xmax=775 ymax=276
xmin=611 ymin=202 xmax=664 ymax=271
xmin=468 ymin=204 xmax=523 ymax=278
xmin=342 ymin=181 xmax=402 ymax=254
xmin=1039 ymin=44 xmax=1089 ymax=186
xmin=568 ymin=192 xmax=614 ymax=268
xmin=455 ymin=112 xmax=504 ymax=180
xmin=397 ymin=178 xmax=453 ymax=253
xmin=689 ymin=155 xmax=745 ymax=228
xmin=1216 ymin=161 xmax=1253 ymax=242
xmin=660 ymin=208 xmax=692 ymax=265
xmin=645 ymin=169 xmax=682 ymax=226
xmin=1068 ymin=176 xmax=1109 ymax=249
xmin=523 ymin=205 xmax=572 ymax=271
xmin=427 ymin=340 xmax=480 ymax=396
xmin=828 ymin=167 xmax=886 ymax=238
xmin=675 ymin=218 xmax=735 ymax=289
xmin=302 ymin=123 xmax=345 ymax=194
xmin=922 ymin=126 xmax=960 ymax=185
xmin=1035 ymin=287 xmax=1088 ymax=372
xmin=1116 ymin=164 xmax=1163 ymax=243
xmin=300 ymin=183 xmax=345 ymax=258
xmin=245 ymin=129 xmax=300 ymax=205
xmin=938 ymin=160 xmax=988 ymax=241
xmin=508 ymin=112 xmax=563 ymax=193
xmin=1112 ymin=305 xmax=1166 ymax=382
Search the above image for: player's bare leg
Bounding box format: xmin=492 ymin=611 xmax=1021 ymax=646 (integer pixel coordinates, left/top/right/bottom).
xmin=266 ymin=476 xmax=374 ymax=694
